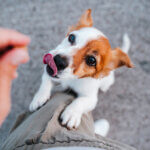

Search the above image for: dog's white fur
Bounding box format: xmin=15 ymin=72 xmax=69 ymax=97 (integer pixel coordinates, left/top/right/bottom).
xmin=94 ymin=119 xmax=110 ymax=137
xmin=29 ymin=27 xmax=130 ymax=136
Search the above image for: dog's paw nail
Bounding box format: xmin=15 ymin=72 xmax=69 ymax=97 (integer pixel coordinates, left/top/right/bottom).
xmin=59 ymin=116 xmax=63 ymax=123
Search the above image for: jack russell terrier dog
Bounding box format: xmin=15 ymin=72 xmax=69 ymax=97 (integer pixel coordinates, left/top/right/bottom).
xmin=29 ymin=9 xmax=133 ymax=135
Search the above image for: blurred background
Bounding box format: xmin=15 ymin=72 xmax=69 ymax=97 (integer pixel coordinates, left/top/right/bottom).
xmin=0 ymin=0 xmax=149 ymax=150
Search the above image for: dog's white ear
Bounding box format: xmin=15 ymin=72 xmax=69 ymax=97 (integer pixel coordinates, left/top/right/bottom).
xmin=67 ymin=9 xmax=93 ymax=35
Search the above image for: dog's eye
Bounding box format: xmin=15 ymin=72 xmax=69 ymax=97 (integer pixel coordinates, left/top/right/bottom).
xmin=85 ymin=55 xmax=96 ymax=66
xmin=68 ymin=34 xmax=75 ymax=45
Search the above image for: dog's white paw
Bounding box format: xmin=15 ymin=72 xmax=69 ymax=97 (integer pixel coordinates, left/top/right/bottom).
xmin=29 ymin=93 xmax=49 ymax=112
xmin=60 ymin=107 xmax=82 ymax=129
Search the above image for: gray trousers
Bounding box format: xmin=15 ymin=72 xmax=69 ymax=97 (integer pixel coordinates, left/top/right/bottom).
xmin=2 ymin=93 xmax=136 ymax=150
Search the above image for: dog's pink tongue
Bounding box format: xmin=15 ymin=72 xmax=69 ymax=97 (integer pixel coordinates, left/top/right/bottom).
xmin=43 ymin=53 xmax=57 ymax=76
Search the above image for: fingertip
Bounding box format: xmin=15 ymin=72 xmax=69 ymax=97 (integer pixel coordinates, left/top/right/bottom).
xmin=22 ymin=35 xmax=31 ymax=45
xmin=0 ymin=28 xmax=31 ymax=49
xmin=11 ymin=34 xmax=30 ymax=46
xmin=8 ymin=29 xmax=31 ymax=46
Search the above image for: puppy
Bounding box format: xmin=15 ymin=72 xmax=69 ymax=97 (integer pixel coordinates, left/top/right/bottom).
xmin=29 ymin=9 xmax=133 ymax=130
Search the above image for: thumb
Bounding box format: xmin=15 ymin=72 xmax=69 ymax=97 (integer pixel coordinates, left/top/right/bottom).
xmin=1 ymin=47 xmax=29 ymax=66
xmin=0 ymin=47 xmax=29 ymax=79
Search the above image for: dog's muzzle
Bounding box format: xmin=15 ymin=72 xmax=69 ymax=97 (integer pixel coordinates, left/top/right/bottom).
xmin=43 ymin=53 xmax=68 ymax=77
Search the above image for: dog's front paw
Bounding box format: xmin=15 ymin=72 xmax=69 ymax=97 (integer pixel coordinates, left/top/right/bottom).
xmin=29 ymin=93 xmax=49 ymax=112
xmin=60 ymin=107 xmax=82 ymax=129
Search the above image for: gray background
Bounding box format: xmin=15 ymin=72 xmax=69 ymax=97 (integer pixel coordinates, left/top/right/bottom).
xmin=0 ymin=0 xmax=150 ymax=150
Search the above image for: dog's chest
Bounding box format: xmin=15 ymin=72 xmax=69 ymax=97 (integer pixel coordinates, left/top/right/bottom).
xmin=61 ymin=78 xmax=99 ymax=96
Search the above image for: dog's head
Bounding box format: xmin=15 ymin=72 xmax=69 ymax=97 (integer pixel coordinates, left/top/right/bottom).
xmin=44 ymin=9 xmax=133 ymax=80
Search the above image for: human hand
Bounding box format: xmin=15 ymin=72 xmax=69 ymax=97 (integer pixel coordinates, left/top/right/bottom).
xmin=0 ymin=28 xmax=30 ymax=126
xmin=0 ymin=28 xmax=30 ymax=78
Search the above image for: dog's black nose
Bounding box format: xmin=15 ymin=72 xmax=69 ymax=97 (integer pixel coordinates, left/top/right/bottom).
xmin=54 ymin=55 xmax=68 ymax=71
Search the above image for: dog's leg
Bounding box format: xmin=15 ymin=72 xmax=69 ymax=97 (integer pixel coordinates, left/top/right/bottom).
xmin=29 ymin=69 xmax=53 ymax=112
xmin=60 ymin=96 xmax=97 ymax=129
xmin=94 ymin=119 xmax=110 ymax=137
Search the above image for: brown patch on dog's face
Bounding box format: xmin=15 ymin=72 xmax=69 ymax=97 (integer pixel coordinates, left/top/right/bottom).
xmin=72 ymin=37 xmax=111 ymax=78
xmin=67 ymin=9 xmax=93 ymax=35
xmin=72 ymin=37 xmax=133 ymax=79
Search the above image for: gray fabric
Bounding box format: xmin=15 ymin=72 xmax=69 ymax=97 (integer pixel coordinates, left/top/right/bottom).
xmin=44 ymin=147 xmax=105 ymax=150
xmin=2 ymin=93 xmax=136 ymax=150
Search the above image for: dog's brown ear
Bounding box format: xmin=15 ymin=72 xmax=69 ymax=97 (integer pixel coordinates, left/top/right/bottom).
xmin=107 ymin=48 xmax=134 ymax=70
xmin=78 ymin=9 xmax=93 ymax=28
xmin=67 ymin=9 xmax=93 ymax=35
